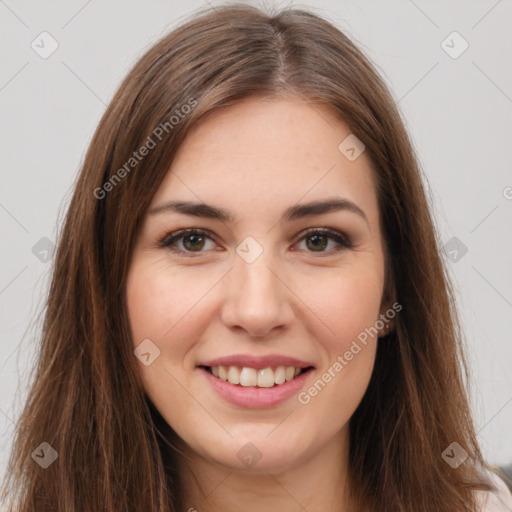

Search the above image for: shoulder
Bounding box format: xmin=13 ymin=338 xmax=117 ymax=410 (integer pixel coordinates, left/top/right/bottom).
xmin=474 ymin=470 xmax=512 ymax=512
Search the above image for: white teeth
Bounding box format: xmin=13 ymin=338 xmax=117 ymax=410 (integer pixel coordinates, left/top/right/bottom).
xmin=218 ymin=366 xmax=228 ymax=381
xmin=239 ymin=367 xmax=257 ymax=386
xmin=274 ymin=366 xmax=286 ymax=385
xmin=227 ymin=366 xmax=240 ymax=385
xmin=257 ymin=367 xmax=275 ymax=388
xmin=209 ymin=365 xmax=307 ymax=387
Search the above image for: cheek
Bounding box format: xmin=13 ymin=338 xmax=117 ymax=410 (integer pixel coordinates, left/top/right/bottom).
xmin=127 ymin=265 xmax=175 ymax=344
xmin=308 ymin=267 xmax=383 ymax=350
xmin=126 ymin=262 xmax=207 ymax=412
xmin=296 ymin=273 xmax=380 ymax=429
xmin=126 ymin=261 xmax=220 ymax=361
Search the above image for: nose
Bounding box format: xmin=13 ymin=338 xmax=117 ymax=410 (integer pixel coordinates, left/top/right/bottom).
xmin=219 ymin=247 xmax=295 ymax=338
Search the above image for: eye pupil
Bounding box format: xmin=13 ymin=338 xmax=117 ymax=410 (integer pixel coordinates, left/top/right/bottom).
xmin=307 ymin=234 xmax=328 ymax=251
xmin=184 ymin=234 xmax=205 ymax=251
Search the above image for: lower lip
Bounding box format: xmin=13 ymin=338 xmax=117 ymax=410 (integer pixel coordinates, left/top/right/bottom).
xmin=199 ymin=367 xmax=313 ymax=409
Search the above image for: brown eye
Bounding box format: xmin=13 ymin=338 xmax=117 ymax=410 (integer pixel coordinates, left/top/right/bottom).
xmin=158 ymin=229 xmax=217 ymax=256
xmin=305 ymin=233 xmax=329 ymax=252
xmin=295 ymin=228 xmax=352 ymax=254
xmin=182 ymin=233 xmax=206 ymax=251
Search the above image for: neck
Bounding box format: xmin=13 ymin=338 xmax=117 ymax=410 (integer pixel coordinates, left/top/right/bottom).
xmin=176 ymin=427 xmax=359 ymax=512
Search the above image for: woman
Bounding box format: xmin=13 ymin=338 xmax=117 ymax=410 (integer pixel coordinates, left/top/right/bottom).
xmin=2 ymin=3 xmax=511 ymax=511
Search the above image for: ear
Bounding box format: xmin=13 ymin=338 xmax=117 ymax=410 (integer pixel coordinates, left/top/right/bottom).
xmin=378 ymin=264 xmax=398 ymax=337
xmin=377 ymin=299 xmax=397 ymax=338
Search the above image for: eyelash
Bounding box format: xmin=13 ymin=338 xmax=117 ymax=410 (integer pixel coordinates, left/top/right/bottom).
xmin=156 ymin=227 xmax=352 ymax=258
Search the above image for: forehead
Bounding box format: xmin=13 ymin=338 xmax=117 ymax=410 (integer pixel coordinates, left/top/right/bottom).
xmin=150 ymin=96 xmax=379 ymax=229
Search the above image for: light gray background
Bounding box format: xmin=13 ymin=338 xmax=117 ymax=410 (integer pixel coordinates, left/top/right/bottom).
xmin=1 ymin=0 xmax=511 ymax=482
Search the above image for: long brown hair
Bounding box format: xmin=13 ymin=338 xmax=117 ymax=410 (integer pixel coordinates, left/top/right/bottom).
xmin=1 ymin=3 xmax=499 ymax=510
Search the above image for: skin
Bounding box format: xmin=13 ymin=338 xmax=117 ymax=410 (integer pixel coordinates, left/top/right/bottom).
xmin=126 ymin=95 xmax=393 ymax=512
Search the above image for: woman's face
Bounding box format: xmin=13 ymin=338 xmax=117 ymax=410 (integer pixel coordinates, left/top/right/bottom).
xmin=127 ymin=95 xmax=389 ymax=474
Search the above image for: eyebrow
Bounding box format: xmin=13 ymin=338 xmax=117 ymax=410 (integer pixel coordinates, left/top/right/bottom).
xmin=148 ymin=198 xmax=369 ymax=226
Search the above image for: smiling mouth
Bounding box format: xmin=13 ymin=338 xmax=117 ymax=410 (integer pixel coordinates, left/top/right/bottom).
xmin=199 ymin=365 xmax=314 ymax=388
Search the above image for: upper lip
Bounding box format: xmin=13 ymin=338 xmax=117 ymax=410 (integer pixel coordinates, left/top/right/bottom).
xmin=199 ymin=354 xmax=315 ymax=370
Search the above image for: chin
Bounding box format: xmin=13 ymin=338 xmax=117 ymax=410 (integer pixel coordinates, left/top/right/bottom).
xmin=190 ymin=427 xmax=314 ymax=474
